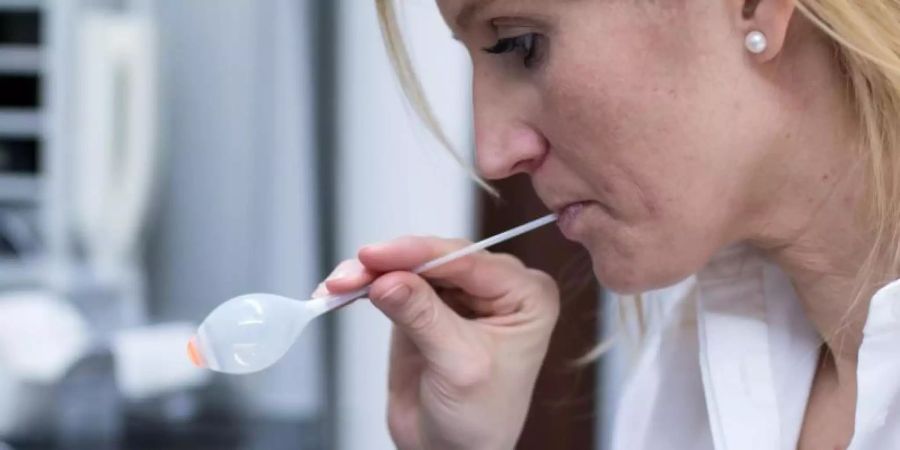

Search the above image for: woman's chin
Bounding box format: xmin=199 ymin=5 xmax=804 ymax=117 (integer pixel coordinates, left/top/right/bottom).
xmin=589 ymin=252 xmax=692 ymax=295
xmin=595 ymin=273 xmax=646 ymax=295
xmin=590 ymin=261 xmax=644 ymax=294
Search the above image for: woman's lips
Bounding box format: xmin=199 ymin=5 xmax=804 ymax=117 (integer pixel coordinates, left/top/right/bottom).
xmin=557 ymin=201 xmax=591 ymax=239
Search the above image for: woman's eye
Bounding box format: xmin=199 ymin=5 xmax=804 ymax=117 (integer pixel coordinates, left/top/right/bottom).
xmin=482 ymin=33 xmax=545 ymax=69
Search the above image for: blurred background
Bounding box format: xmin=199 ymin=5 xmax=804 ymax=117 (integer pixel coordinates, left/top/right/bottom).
xmin=0 ymin=0 xmax=629 ymax=449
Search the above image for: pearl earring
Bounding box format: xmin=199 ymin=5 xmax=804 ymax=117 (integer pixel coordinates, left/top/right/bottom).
xmin=745 ymin=30 xmax=768 ymax=54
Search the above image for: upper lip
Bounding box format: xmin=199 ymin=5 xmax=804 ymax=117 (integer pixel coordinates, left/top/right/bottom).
xmin=552 ymin=201 xmax=581 ymax=214
xmin=532 ymin=178 xmax=593 ymax=216
xmin=556 ymin=201 xmax=589 ymax=215
xmin=543 ymin=197 xmax=591 ymax=216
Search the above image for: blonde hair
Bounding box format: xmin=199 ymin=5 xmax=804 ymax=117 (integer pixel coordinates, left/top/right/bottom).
xmin=375 ymin=0 xmax=900 ymax=349
xmin=794 ymin=1 xmax=900 ymax=325
xmin=375 ymin=0 xmax=496 ymax=195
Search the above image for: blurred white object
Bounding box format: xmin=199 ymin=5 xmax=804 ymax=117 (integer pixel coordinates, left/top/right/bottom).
xmin=112 ymin=322 xmax=210 ymax=401
xmin=0 ymin=290 xmax=91 ymax=383
xmin=73 ymin=12 xmax=159 ymax=325
xmin=0 ymin=366 xmax=53 ymax=438
xmin=0 ymin=290 xmax=91 ymax=437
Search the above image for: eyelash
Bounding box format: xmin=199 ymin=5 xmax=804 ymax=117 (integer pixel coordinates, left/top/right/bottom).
xmin=482 ymin=33 xmax=544 ymax=69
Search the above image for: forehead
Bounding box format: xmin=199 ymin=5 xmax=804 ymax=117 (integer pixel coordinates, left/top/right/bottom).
xmin=439 ymin=0 xmax=550 ymax=30
xmin=434 ymin=0 xmax=491 ymax=29
xmin=440 ymin=0 xmax=581 ymax=26
xmin=454 ymin=0 xmax=496 ymax=28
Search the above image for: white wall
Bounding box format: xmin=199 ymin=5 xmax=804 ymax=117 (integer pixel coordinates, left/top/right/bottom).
xmin=334 ymin=1 xmax=474 ymax=448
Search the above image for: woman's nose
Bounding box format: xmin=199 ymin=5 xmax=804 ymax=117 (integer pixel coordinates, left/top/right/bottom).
xmin=474 ymin=124 xmax=548 ymax=180
xmin=472 ymin=73 xmax=548 ymax=180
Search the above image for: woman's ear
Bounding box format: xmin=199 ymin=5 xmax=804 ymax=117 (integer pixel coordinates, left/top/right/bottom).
xmin=735 ymin=0 xmax=795 ymax=61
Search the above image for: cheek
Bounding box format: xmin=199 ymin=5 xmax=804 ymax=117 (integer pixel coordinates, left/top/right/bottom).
xmin=537 ymin=47 xmax=692 ymax=220
xmin=531 ymin=8 xmax=751 ymax=291
xmin=541 ymin=73 xmax=738 ymax=292
xmin=580 ymin=193 xmax=724 ymax=293
xmin=538 ymin=0 xmax=747 ymax=196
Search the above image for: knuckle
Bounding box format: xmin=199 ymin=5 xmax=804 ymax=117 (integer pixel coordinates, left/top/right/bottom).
xmin=405 ymin=234 xmax=429 ymax=244
xmin=455 ymin=253 xmax=478 ymax=272
xmin=527 ymin=269 xmax=560 ymax=296
xmin=385 ymin=411 xmax=402 ymax=440
xmin=527 ymin=269 xmax=561 ymax=318
xmin=415 ymin=235 xmax=470 ymax=248
xmin=446 ymin=237 xmax=473 ymax=248
xmin=492 ymin=252 xmax=525 ymax=268
xmin=449 ymin=350 xmax=493 ymax=391
xmin=385 ymin=405 xmax=413 ymax=447
xmin=465 ymin=252 xmax=515 ymax=277
xmin=405 ymin=292 xmax=438 ymax=333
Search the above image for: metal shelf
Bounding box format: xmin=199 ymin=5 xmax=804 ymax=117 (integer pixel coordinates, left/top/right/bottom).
xmin=0 ymin=0 xmax=42 ymax=291
xmin=0 ymin=109 xmax=41 ymax=136
xmin=0 ymin=173 xmax=39 ymax=203
xmin=0 ymin=46 xmax=41 ymax=73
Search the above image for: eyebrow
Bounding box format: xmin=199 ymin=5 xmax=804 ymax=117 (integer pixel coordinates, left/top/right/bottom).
xmin=455 ymin=0 xmax=500 ymax=30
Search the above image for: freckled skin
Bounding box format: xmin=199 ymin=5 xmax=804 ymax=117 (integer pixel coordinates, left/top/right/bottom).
xmin=437 ymin=0 xmax=848 ymax=294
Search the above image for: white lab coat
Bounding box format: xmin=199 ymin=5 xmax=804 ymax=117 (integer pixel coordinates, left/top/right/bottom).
xmin=610 ymin=245 xmax=900 ymax=450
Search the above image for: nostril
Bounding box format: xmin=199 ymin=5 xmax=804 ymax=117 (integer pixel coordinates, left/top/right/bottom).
xmin=474 ymin=125 xmax=548 ymax=179
xmin=510 ymin=159 xmax=538 ymax=175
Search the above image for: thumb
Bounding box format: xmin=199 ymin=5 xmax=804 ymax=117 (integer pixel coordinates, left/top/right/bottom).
xmin=369 ymin=271 xmax=462 ymax=359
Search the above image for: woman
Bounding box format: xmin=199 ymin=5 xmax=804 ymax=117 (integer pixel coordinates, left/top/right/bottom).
xmin=314 ymin=0 xmax=900 ymax=448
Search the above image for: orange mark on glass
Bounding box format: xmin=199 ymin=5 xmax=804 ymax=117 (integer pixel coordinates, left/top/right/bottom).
xmin=187 ymin=336 xmax=206 ymax=368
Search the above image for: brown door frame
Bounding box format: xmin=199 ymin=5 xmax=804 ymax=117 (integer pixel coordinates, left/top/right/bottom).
xmin=478 ymin=174 xmax=599 ymax=450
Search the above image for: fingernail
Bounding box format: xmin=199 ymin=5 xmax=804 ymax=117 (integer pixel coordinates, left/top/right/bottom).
xmin=310 ymin=283 xmax=329 ymax=298
xmin=326 ymin=269 xmax=349 ymax=281
xmin=381 ymin=285 xmax=411 ymax=304
xmin=361 ymin=241 xmax=389 ymax=253
xmin=326 ymin=260 xmax=361 ymax=282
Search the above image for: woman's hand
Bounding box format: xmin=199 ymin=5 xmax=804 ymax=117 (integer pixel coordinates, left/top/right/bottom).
xmin=315 ymin=237 xmax=560 ymax=450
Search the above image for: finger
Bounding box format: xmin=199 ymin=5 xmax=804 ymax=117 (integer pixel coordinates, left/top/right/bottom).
xmin=439 ymin=288 xmax=519 ymax=318
xmin=310 ymin=282 xmax=329 ymax=299
xmin=433 ymin=287 xmax=479 ymax=319
xmin=359 ymin=237 xmax=534 ymax=299
xmin=318 ymin=259 xmax=376 ymax=295
xmin=310 ymin=281 xmax=361 ymax=310
xmin=369 ymin=271 xmax=467 ymax=362
xmin=387 ymin=327 xmax=425 ymax=396
xmin=386 ymin=328 xmax=426 ymax=443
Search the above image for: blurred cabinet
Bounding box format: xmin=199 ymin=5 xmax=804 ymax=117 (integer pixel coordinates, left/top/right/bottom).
xmin=0 ymin=0 xmax=158 ymax=322
xmin=0 ymin=0 xmax=44 ymax=287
